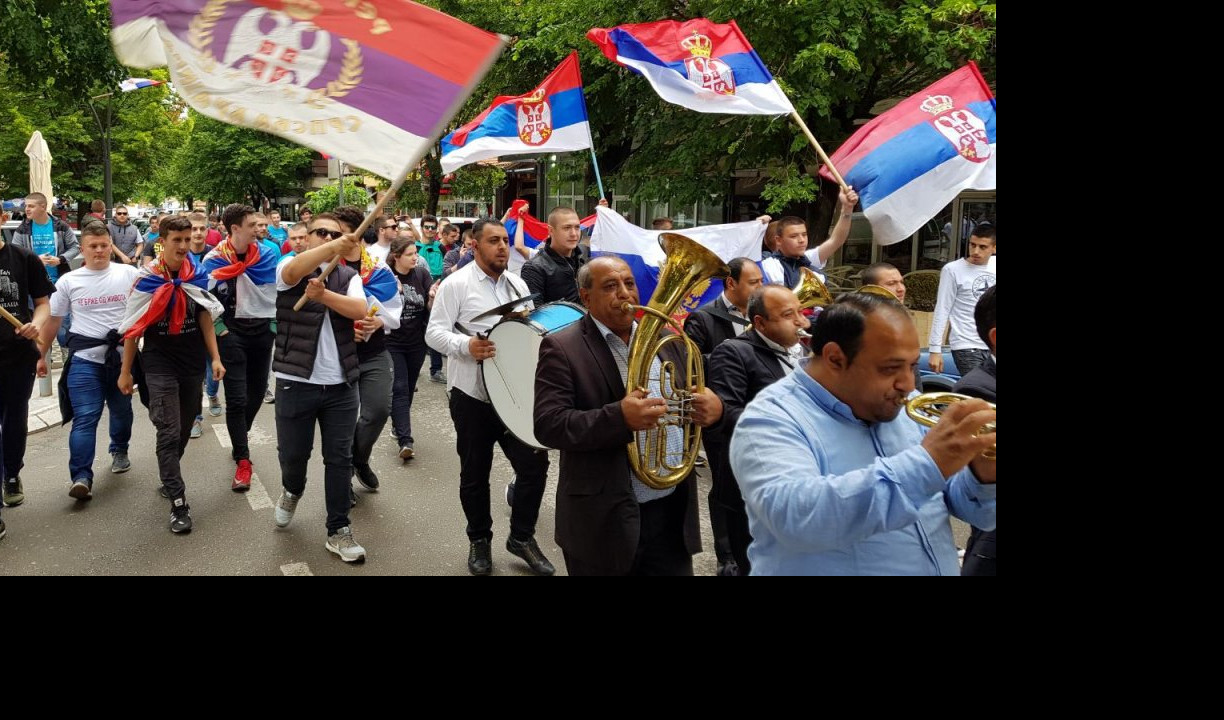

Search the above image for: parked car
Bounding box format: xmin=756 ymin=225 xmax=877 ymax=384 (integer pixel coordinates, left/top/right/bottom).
xmin=918 ymin=345 xmax=962 ymax=392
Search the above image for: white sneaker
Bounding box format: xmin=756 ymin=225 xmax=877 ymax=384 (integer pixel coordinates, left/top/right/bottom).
xmin=189 ymin=419 xmax=203 ymax=439
xmin=326 ymin=526 xmax=366 ymax=563
xmin=274 ymin=490 xmax=299 ymax=528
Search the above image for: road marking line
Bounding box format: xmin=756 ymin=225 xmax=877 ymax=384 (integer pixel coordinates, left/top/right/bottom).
xmin=212 ymin=424 xmax=231 ymax=448
xmin=246 ymin=471 xmax=275 ymax=511
xmin=280 ymin=562 xmax=313 ymax=576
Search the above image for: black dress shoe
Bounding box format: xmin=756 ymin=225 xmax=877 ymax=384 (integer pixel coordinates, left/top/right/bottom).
xmin=506 ymin=536 xmax=555 ymax=576
xmin=353 ymin=464 xmax=380 ymax=490
xmin=468 ymin=538 xmax=492 ymax=576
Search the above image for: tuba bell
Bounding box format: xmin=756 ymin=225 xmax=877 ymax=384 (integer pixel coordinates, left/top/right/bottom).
xmin=793 ymin=266 xmax=833 ymax=310
xmin=622 ymin=233 xmax=729 ymax=490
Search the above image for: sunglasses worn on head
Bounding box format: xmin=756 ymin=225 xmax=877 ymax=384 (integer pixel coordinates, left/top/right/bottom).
xmin=311 ymin=228 xmax=344 ymax=240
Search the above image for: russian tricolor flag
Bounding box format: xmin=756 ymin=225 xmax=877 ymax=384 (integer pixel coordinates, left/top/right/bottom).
xmin=822 ymin=63 xmax=996 ymax=246
xmin=587 ymin=19 xmax=793 ymax=116
xmin=441 ymin=52 xmax=593 ymax=174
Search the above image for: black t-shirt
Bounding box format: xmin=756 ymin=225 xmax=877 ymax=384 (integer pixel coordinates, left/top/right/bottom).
xmin=387 ymin=265 xmax=433 ymax=350
xmin=141 ymin=294 xmax=208 ymax=378
xmin=356 ymin=311 xmax=387 ymax=361
xmin=142 ymin=235 xmax=163 ymax=262
xmin=0 ymin=242 xmax=55 ymax=366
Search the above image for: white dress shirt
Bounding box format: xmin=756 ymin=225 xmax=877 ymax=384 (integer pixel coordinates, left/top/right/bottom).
xmin=425 ymin=259 xmax=532 ymax=402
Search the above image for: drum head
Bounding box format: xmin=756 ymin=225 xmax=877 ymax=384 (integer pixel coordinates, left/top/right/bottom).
xmin=484 ymin=320 xmax=550 ymax=450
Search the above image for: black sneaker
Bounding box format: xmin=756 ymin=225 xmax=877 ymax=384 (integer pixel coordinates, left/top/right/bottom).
xmin=353 ymin=464 xmax=380 ymax=490
xmin=467 ymin=538 xmax=492 ymax=576
xmin=69 ymin=478 xmax=93 ymax=501
xmin=159 ymin=486 xmax=170 ymax=499
xmin=399 ymin=444 xmax=414 ymax=460
xmin=506 ymin=536 xmax=555 ymax=576
xmin=169 ymin=507 xmax=193 ymax=534
xmin=110 ymin=451 xmax=131 ymax=474
xmin=2 ymin=477 xmax=23 ymax=507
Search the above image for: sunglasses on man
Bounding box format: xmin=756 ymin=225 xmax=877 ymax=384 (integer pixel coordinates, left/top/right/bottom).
xmin=422 ymin=224 xmax=437 ymax=230
xmin=311 ymin=228 xmax=345 ymax=240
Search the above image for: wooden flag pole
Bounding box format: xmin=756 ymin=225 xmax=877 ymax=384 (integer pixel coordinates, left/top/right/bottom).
xmin=1 ymin=305 xmax=24 ymax=330
xmin=789 ymin=110 xmax=850 ymax=193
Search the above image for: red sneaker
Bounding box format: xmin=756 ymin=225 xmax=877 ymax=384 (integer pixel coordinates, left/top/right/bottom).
xmin=232 ymin=459 xmax=253 ymax=492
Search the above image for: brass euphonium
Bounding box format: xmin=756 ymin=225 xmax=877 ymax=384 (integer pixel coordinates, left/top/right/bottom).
xmin=623 ymin=233 xmax=730 ymax=490
xmin=906 ymin=393 xmax=996 ymax=459
xmin=793 ymin=266 xmax=833 ymax=310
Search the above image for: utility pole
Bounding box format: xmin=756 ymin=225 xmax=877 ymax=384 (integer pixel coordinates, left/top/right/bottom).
xmin=87 ymin=92 xmax=115 ymax=217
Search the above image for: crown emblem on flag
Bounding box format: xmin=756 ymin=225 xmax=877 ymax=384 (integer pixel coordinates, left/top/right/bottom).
xmin=522 ymin=88 xmax=547 ymax=104
xmin=920 ymin=94 xmax=954 ymax=115
xmin=680 ymin=32 xmax=713 ymax=58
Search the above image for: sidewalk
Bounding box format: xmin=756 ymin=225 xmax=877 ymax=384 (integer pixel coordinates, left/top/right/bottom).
xmin=26 ymin=348 xmax=64 ymax=436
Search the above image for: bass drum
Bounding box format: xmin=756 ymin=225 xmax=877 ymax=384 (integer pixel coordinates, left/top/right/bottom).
xmin=483 ymin=301 xmax=585 ymax=450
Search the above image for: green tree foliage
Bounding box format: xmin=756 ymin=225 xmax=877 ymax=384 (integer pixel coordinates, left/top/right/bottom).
xmin=303 ymin=182 xmax=371 ymax=215
xmin=168 ymin=111 xmax=314 ymax=209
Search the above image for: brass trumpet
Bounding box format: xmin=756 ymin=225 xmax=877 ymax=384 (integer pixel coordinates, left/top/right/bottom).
xmin=622 ymin=233 xmax=729 ymax=490
xmin=905 ymin=393 xmax=996 ymax=459
xmin=793 ymin=267 xmax=833 ymax=309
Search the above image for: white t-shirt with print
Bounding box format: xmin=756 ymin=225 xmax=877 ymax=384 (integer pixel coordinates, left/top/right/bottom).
xmin=50 ymin=263 xmax=140 ymax=364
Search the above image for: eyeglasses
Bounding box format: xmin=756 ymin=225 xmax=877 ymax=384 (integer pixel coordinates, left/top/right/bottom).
xmin=115 ymin=212 xmax=128 ymax=216
xmin=422 ymin=224 xmax=437 ymax=230
xmin=383 ymin=224 xmax=398 ymax=230
xmin=311 ymin=228 xmax=345 ymax=240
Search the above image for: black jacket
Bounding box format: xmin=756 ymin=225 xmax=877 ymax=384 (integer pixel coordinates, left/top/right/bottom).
xmin=683 ymin=295 xmax=747 ymax=368
xmin=520 ymin=243 xmax=588 ymax=304
xmin=704 ymin=330 xmax=793 ymax=511
xmin=953 ymin=354 xmax=996 ymax=575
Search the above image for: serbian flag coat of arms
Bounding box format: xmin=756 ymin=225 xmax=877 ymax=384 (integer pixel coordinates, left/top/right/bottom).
xmin=587 ymin=19 xmax=793 ymax=116
xmin=821 ymin=63 xmax=996 ymax=246
xmin=441 ymin=51 xmax=593 ymax=174
xmin=109 ymin=0 xmax=504 ymax=180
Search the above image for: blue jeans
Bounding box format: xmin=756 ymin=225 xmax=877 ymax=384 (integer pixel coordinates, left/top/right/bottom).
xmin=67 ymin=359 xmax=133 ymax=482
xmin=198 ymin=361 xmax=220 ymax=422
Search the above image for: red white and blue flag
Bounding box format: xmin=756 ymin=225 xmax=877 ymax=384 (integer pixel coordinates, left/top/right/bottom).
xmin=200 ymin=238 xmax=280 ymax=318
xmin=441 ymin=51 xmax=593 ymax=174
xmin=503 ymin=199 xmax=550 ymax=250
xmin=120 ymin=77 xmax=163 ymax=92
xmin=120 ymin=254 xmax=223 ymax=339
xmin=587 ymin=19 xmax=793 ymax=116
xmin=109 ymin=0 xmax=504 ymax=179
xmin=821 ymin=63 xmax=996 ymax=245
xmin=340 ymin=247 xmax=404 ymax=328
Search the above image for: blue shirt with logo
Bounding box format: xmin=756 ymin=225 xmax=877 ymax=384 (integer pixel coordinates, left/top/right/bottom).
xmin=31 ymin=218 xmax=58 ymax=281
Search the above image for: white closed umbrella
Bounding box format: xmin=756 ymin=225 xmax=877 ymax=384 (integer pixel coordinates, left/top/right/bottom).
xmin=25 ymin=131 xmax=53 ymax=198
xmin=24 ymin=131 xmax=55 ymax=397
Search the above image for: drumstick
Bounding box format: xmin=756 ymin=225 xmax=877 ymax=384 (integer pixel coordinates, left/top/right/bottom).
xmin=1 ymin=305 xmax=24 ymax=330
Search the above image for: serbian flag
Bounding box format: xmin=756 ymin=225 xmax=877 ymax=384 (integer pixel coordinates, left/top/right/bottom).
xmin=441 ymin=51 xmax=593 ymax=173
xmin=120 ymin=254 xmax=224 ymax=339
xmin=109 ymin=1 xmax=504 ymax=180
xmin=341 ymin=246 xmax=404 ymax=328
xmin=201 ymin=238 xmax=280 ymax=318
xmin=587 ymin=19 xmax=793 ymax=116
xmin=120 ymin=77 xmax=162 ymax=92
xmin=590 ymin=206 xmax=764 ymax=319
xmin=579 ymin=213 xmax=597 ymax=232
xmin=820 ymin=63 xmax=996 ymax=246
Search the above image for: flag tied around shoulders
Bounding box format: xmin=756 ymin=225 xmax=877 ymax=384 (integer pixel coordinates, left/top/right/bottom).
xmin=201 ymin=238 xmax=280 ymax=318
xmin=120 ymin=254 xmax=224 ymax=339
xmin=441 ymin=51 xmax=593 ymax=174
xmin=589 ymin=206 xmax=764 ymax=317
xmin=587 ymin=18 xmax=793 ymax=116
xmin=109 ymin=0 xmax=504 ymax=179
xmin=820 ymin=63 xmax=996 ymax=245
xmin=120 ymin=77 xmax=163 ymax=92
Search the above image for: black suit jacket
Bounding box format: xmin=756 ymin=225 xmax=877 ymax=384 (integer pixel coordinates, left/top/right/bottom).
xmin=704 ymin=330 xmax=791 ymax=511
xmin=684 ymin=296 xmax=746 ymax=368
xmin=953 ymin=354 xmax=996 ymax=574
xmin=534 ymin=314 xmax=702 ymax=574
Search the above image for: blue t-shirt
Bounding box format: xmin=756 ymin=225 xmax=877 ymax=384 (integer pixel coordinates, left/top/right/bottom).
xmin=266 ymin=225 xmax=288 ymax=243
xmin=31 ymin=218 xmax=58 ymax=281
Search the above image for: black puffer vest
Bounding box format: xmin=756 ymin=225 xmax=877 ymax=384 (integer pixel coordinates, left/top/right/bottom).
xmin=273 ymin=265 xmax=360 ymax=383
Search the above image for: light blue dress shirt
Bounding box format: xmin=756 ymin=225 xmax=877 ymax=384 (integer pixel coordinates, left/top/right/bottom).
xmin=729 ymin=360 xmax=996 ymax=576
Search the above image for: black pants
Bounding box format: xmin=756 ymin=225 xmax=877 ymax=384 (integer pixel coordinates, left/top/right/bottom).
xmin=389 ymin=344 xmax=427 ymax=446
xmin=961 ymin=527 xmax=996 ymax=576
xmin=352 ymin=350 xmax=392 ymax=467
xmin=146 ymin=373 xmax=203 ymax=501
xmin=448 ymin=388 xmax=548 ymax=543
xmin=219 ymin=330 xmax=274 ymax=462
xmin=708 ymin=489 xmax=733 ymax=565
xmin=952 ymin=348 xmax=991 ymax=376
xmin=275 ymin=378 xmax=359 ymax=534
xmin=0 ymin=358 xmax=37 ymax=481
xmin=563 ymin=490 xmax=694 ymax=576
xmin=723 ymin=503 xmax=753 ymax=576
xmin=428 ymin=347 xmax=443 ymax=375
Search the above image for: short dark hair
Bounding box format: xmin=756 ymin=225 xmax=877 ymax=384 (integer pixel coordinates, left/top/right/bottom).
xmin=472 ymin=217 xmax=504 ymax=241
xmin=727 ymin=256 xmax=755 ymax=283
xmin=91 ymin=199 xmax=105 ymax=213
xmin=309 ymin=212 xmax=339 ymax=231
xmin=332 ymin=205 xmax=365 ymax=234
xmin=221 ymin=203 xmax=256 ymax=235
xmin=389 ymin=236 xmax=416 ymax=262
xmin=25 ymin=192 xmax=48 ymax=205
xmin=809 ymin=292 xmax=908 ymax=365
xmin=746 ymin=285 xmax=792 ymax=323
xmin=862 ymin=262 xmax=899 ymax=286
xmin=651 ymin=217 xmax=672 ymax=229
xmin=971 ymin=223 xmax=996 ymax=243
xmin=160 ymin=215 xmax=193 ymax=236
xmin=777 ymin=216 xmax=806 ymax=233
xmin=81 ymin=222 xmax=111 ymax=239
xmin=422 ymin=215 xmax=438 ymax=225
xmin=974 ymin=285 xmax=996 ymax=350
